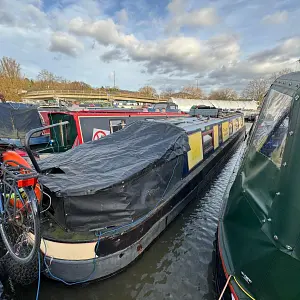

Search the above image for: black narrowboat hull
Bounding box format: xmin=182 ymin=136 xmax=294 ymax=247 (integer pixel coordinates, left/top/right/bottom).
xmin=43 ymin=127 xmax=246 ymax=283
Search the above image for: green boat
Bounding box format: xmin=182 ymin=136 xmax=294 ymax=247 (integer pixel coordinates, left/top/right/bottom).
xmin=216 ymin=72 xmax=300 ymax=300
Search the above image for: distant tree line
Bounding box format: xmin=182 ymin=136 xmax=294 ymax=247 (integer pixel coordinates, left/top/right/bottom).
xmin=241 ymin=68 xmax=292 ymax=105
xmin=0 ymin=56 xmax=294 ymax=103
xmin=0 ymin=56 xmax=96 ymax=101
xmin=141 ymin=85 xmax=239 ymax=100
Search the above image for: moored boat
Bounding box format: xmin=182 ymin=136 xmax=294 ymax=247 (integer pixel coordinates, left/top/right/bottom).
xmin=36 ymin=110 xmax=245 ymax=283
xmin=216 ymin=72 xmax=300 ymax=300
xmin=43 ymin=109 xmax=187 ymax=152
xmin=0 ymin=103 xmax=49 ymax=149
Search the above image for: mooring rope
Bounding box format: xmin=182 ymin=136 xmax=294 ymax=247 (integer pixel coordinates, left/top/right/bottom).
xmin=218 ymin=274 xmax=232 ymax=300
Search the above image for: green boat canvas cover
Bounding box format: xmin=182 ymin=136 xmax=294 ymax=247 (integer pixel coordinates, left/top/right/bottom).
xmin=219 ymin=72 xmax=300 ymax=300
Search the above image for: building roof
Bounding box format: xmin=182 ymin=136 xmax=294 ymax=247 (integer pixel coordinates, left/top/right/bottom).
xmin=170 ymin=98 xmax=258 ymax=112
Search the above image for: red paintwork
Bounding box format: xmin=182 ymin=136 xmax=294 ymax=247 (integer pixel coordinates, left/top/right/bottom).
xmin=218 ymin=224 xmax=239 ymax=300
xmin=39 ymin=111 xmax=51 ymax=134
xmin=47 ymin=109 xmax=187 ymax=145
xmin=50 ymin=110 xmax=186 ymax=117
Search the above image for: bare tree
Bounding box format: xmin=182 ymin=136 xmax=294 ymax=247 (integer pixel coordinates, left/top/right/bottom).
xmin=241 ymin=78 xmax=268 ymax=104
xmin=139 ymin=86 xmax=157 ymax=97
xmin=0 ymin=57 xmax=21 ymax=79
xmin=160 ymin=87 xmax=175 ymax=99
xmin=269 ymin=68 xmax=293 ymax=83
xmin=208 ymin=88 xmax=238 ymax=100
xmin=181 ymin=85 xmax=204 ymax=99
xmin=242 ymin=68 xmax=293 ymax=104
xmin=37 ymin=69 xmax=59 ymax=83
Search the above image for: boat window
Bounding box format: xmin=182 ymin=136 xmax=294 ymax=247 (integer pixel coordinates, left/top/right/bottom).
xmin=252 ymin=89 xmax=292 ymax=152
xmin=259 ymin=116 xmax=289 ymax=168
xmin=153 ymin=103 xmax=167 ymax=110
xmin=109 ymin=120 xmax=126 ymax=133
xmin=203 ymin=132 xmax=213 ymax=154
xmin=229 ymin=122 xmax=233 ymax=135
xmin=169 ymin=105 xmax=177 ymax=110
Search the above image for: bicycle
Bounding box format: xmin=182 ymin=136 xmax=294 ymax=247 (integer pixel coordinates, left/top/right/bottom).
xmin=0 ymin=121 xmax=68 ymax=266
xmin=0 ymin=140 xmax=41 ymax=264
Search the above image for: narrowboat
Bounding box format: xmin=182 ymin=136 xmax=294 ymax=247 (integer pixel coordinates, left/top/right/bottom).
xmin=216 ymin=72 xmax=300 ymax=300
xmin=36 ymin=111 xmax=245 ymax=283
xmin=43 ymin=109 xmax=187 ymax=152
xmin=148 ymin=102 xmax=180 ymax=112
xmin=0 ymin=103 xmax=49 ymax=149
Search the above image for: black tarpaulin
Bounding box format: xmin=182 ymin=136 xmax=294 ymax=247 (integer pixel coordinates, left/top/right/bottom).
xmin=0 ymin=103 xmax=42 ymax=138
xmin=39 ymin=121 xmax=190 ymax=231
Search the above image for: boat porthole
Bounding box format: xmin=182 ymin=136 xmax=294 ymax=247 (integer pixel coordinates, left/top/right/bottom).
xmin=119 ymin=253 xmax=124 ymax=258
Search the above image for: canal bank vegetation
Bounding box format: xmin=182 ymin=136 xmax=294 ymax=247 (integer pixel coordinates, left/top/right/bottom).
xmin=0 ymin=55 xmax=292 ymax=103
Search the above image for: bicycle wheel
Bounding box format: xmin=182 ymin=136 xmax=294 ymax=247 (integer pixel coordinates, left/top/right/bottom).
xmin=0 ymin=186 xmax=41 ymax=264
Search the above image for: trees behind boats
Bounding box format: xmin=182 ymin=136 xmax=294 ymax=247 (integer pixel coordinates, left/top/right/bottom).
xmin=208 ymin=88 xmax=238 ymax=100
xmin=242 ymin=68 xmax=293 ymax=104
xmin=139 ymin=85 xmax=158 ymax=97
xmin=0 ymin=57 xmax=23 ymax=102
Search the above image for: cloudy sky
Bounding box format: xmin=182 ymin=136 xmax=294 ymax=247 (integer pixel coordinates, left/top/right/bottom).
xmin=0 ymin=0 xmax=299 ymax=93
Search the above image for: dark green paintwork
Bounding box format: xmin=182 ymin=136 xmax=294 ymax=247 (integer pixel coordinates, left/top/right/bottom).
xmin=49 ymin=113 xmax=77 ymax=152
xmin=220 ymin=72 xmax=300 ymax=300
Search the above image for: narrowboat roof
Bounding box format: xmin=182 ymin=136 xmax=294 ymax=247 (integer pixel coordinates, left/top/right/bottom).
xmin=47 ymin=110 xmax=185 ymax=116
xmin=157 ymin=113 xmax=243 ymax=134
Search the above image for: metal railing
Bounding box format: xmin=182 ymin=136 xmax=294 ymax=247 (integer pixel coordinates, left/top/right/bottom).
xmin=24 ymin=90 xmax=168 ymax=101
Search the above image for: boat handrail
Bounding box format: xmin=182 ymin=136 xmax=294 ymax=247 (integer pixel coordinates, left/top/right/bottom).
xmin=24 ymin=121 xmax=69 ymax=173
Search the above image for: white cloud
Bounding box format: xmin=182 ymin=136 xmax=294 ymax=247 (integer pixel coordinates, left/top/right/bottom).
xmin=248 ymin=37 xmax=300 ymax=65
xmin=0 ymin=0 xmax=47 ymax=28
xmin=49 ymin=32 xmax=84 ymax=57
xmin=182 ymin=7 xmax=219 ymax=27
xmin=167 ymin=7 xmax=219 ymax=32
xmin=69 ymin=16 xmax=240 ymax=75
xmin=166 ymin=0 xmax=219 ymax=32
xmin=262 ymin=10 xmax=288 ymax=24
xmin=116 ymin=9 xmax=128 ymax=24
xmin=209 ymin=37 xmax=300 ymax=83
xmin=167 ymin=0 xmax=185 ymax=15
xmin=69 ymin=17 xmax=138 ymax=47
xmin=0 ymin=0 xmax=297 ymax=93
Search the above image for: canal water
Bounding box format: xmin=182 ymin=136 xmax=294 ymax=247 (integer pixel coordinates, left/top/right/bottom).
xmin=14 ymin=140 xmax=245 ymax=300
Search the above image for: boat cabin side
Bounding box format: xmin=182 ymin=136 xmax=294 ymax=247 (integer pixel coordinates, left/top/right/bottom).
xmin=178 ymin=114 xmax=244 ymax=172
xmin=46 ymin=111 xmax=186 ymax=152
